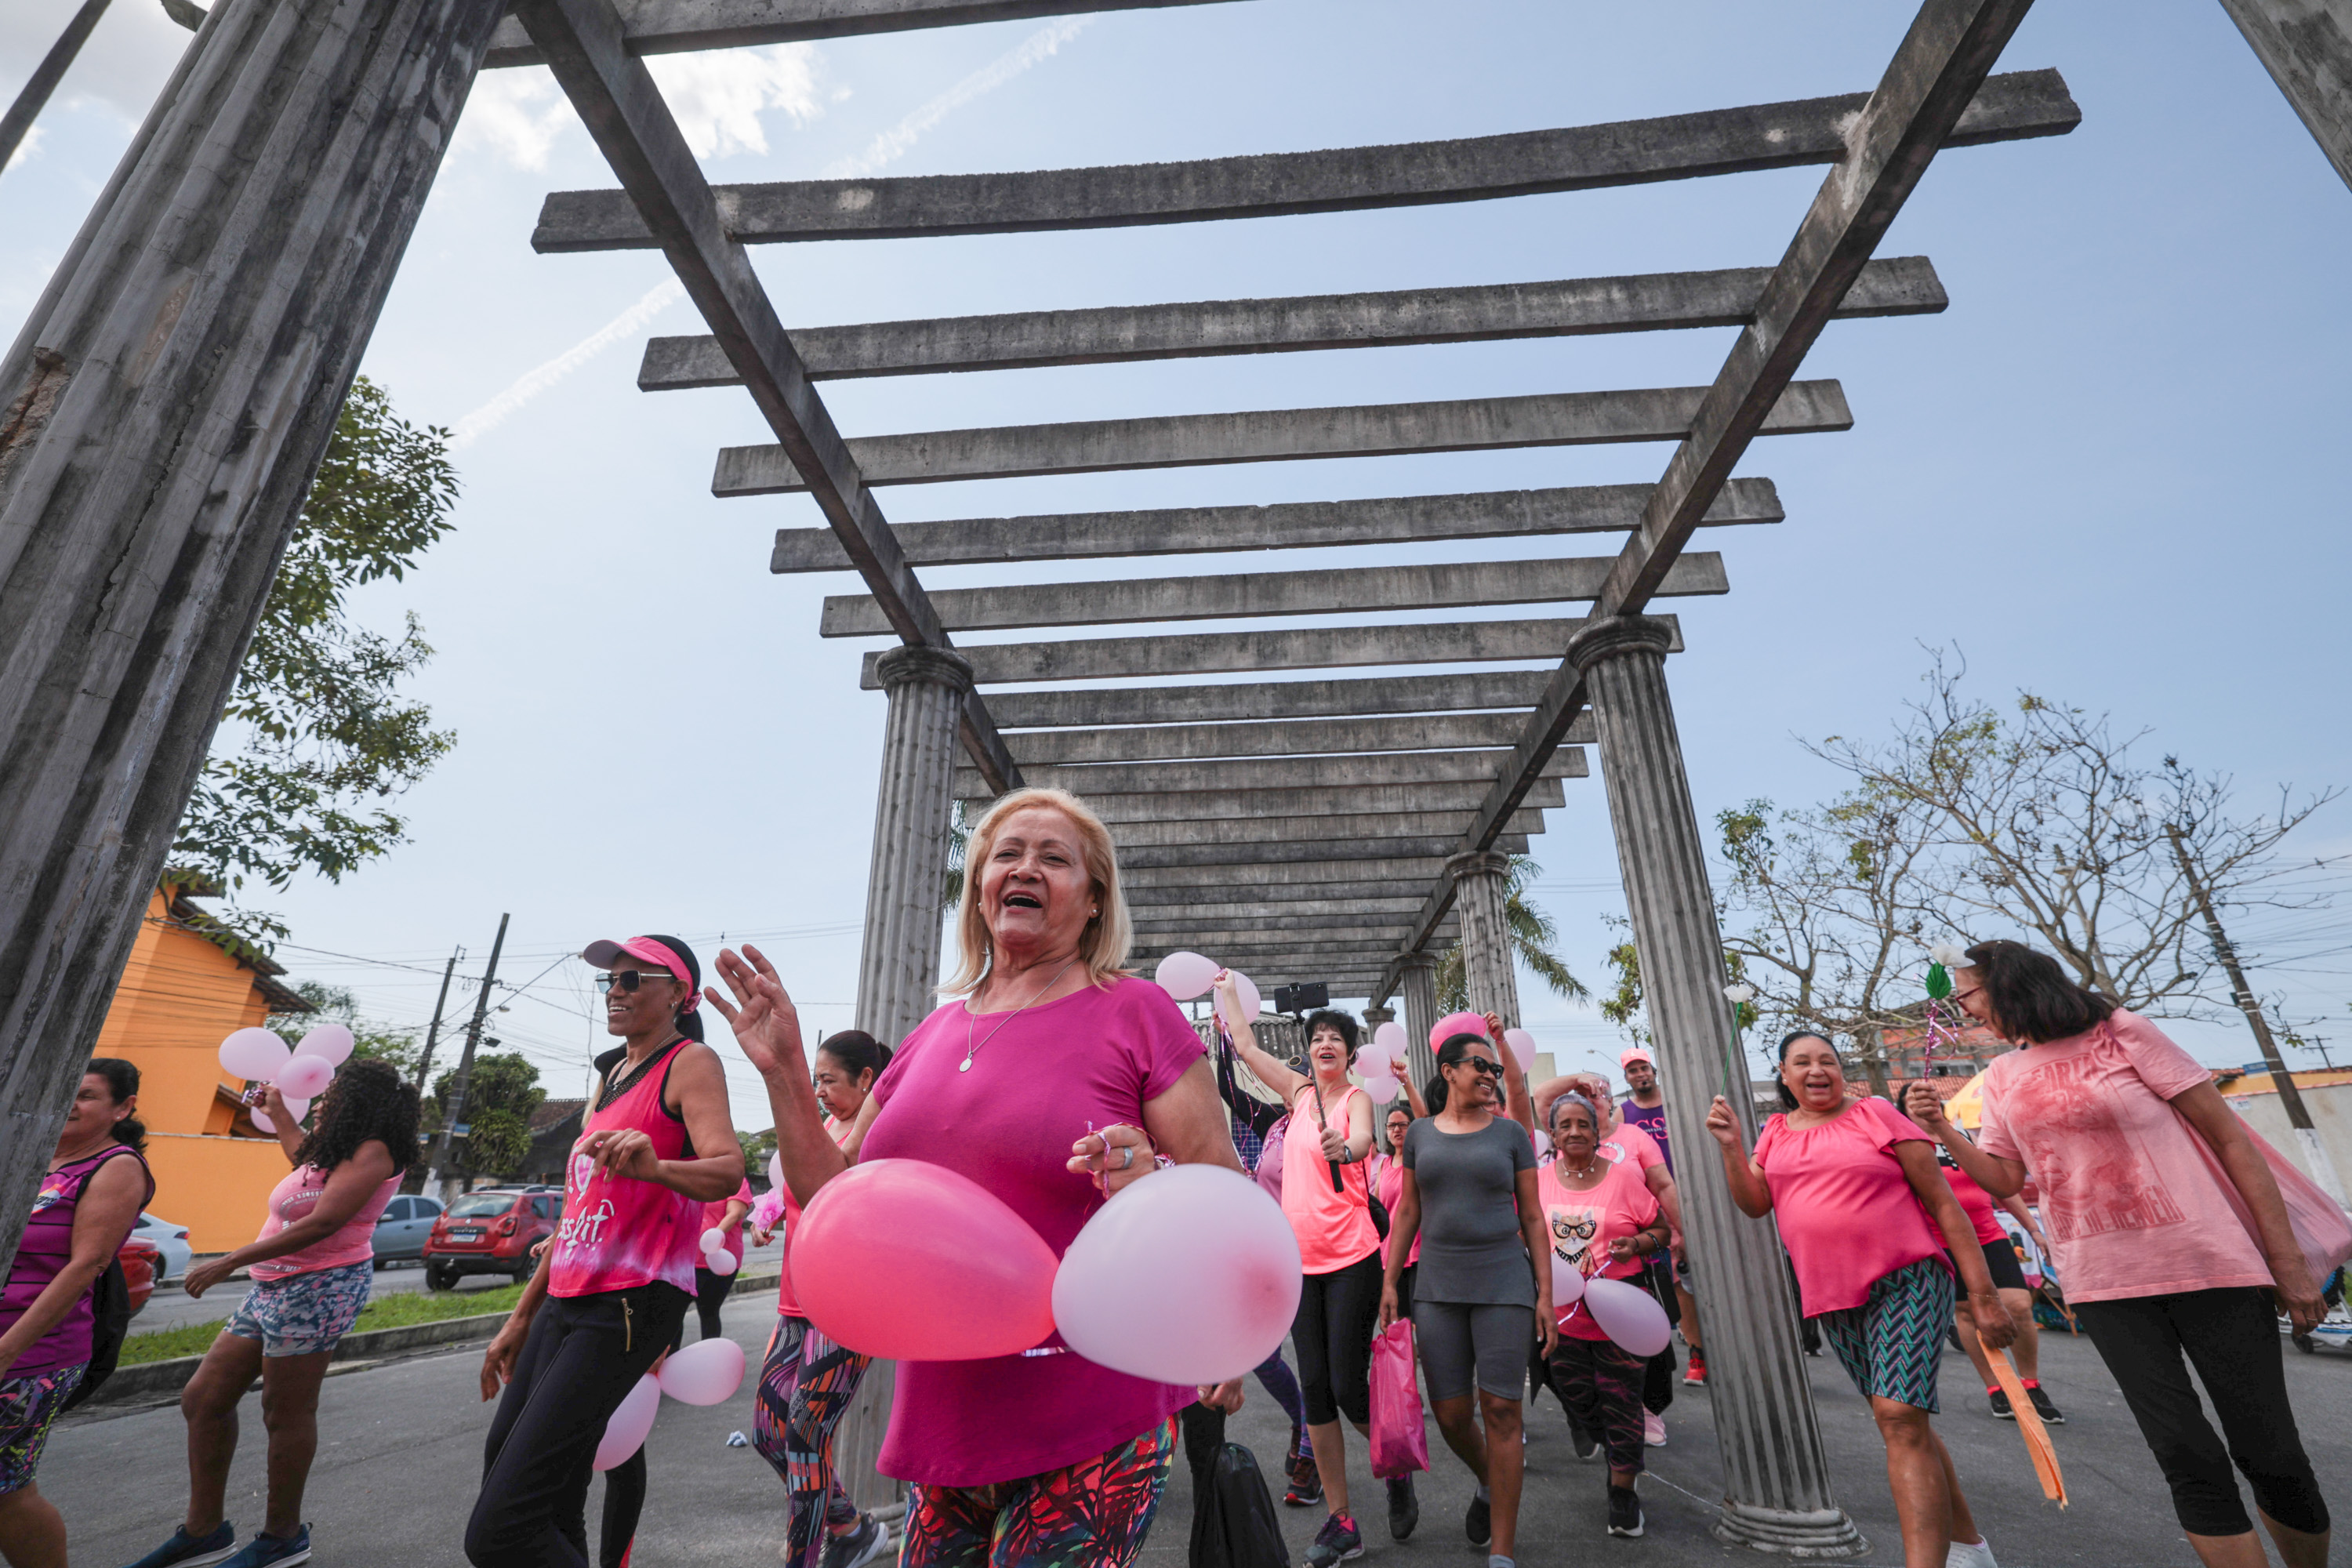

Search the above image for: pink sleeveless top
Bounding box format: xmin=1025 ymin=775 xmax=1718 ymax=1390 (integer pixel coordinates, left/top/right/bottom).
xmin=550 ymin=1040 xmax=702 ymax=1298
xmin=2 ymin=1145 xmax=152 ymax=1376
xmin=248 ymin=1163 xmax=400 ymax=1280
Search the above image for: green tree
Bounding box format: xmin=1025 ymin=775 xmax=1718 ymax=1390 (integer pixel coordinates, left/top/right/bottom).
xmin=428 ymin=1052 xmax=543 ymax=1183
xmin=268 ymin=980 xmax=423 ymax=1080
xmin=740 ymin=1127 xmax=779 ymax=1185
xmin=174 ymin=378 xmax=459 ymax=940
xmin=941 ymin=799 xmax=971 ymax=910
xmin=1435 ymin=855 xmax=1588 ymax=1012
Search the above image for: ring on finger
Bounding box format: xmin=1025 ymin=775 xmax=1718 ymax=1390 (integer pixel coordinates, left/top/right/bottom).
xmin=1120 ymin=1145 xmax=1135 ymax=1171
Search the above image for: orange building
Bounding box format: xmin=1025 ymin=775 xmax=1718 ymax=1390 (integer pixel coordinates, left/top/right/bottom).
xmin=93 ymin=876 xmax=314 ymax=1252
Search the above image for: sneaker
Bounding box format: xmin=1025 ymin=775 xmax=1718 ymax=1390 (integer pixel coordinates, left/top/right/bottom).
xmin=1283 ymin=1449 xmax=1323 ymax=1508
xmin=1606 ymin=1485 xmax=1645 ymax=1538
xmin=1305 ymin=1513 xmax=1364 ymax=1566
xmin=1385 ymin=1474 xmax=1418 ymax=1541
xmin=1570 ymin=1420 xmax=1599 ymax=1463
xmin=822 ymin=1515 xmax=891 ymax=1568
xmin=219 ymin=1529 xmax=310 ymax=1568
xmin=1642 ymin=1410 xmax=1667 ymax=1448
xmin=1682 ymin=1348 xmax=1708 ymax=1386
xmin=1946 ymin=1537 xmax=1998 ymax=1568
xmin=1987 ymin=1388 xmax=2014 ymax=1421
xmin=1465 ymin=1493 xmax=1491 ymax=1548
xmin=121 ymin=1523 xmax=241 ymax=1568
xmin=2025 ymin=1385 xmax=2065 ymax=1425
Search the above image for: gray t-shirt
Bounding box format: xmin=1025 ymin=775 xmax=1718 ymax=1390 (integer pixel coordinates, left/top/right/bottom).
xmin=1401 ymin=1115 xmax=1537 ymax=1307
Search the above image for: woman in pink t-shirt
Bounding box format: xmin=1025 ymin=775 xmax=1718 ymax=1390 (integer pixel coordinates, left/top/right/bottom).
xmin=1707 ymin=1033 xmax=2010 ymax=1568
xmin=1914 ymin=940 xmax=2336 ymax=1568
xmin=713 ymin=789 xmax=1246 ymax=1568
xmin=140 ymin=1058 xmax=413 ymax=1568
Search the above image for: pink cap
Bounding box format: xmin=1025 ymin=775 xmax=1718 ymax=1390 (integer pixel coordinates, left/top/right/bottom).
xmin=583 ymin=936 xmax=701 ymax=1013
xmin=1620 ymin=1046 xmax=1656 ymax=1069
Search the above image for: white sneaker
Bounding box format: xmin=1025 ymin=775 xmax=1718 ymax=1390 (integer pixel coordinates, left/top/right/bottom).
xmin=1947 ymin=1538 xmax=1998 ymax=1568
xmin=1642 ymin=1410 xmax=1666 ymax=1448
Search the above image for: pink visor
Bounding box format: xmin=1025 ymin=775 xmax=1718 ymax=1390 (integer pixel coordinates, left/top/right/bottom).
xmin=583 ymin=936 xmax=699 ymax=1010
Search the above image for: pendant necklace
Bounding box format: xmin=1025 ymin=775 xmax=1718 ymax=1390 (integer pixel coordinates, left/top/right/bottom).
xmin=962 ymin=953 xmax=1081 ymax=1074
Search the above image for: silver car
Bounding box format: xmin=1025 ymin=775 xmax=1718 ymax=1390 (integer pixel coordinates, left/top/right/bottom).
xmin=130 ymin=1212 xmax=192 ymax=1284
xmin=371 ymin=1193 xmax=445 ymax=1266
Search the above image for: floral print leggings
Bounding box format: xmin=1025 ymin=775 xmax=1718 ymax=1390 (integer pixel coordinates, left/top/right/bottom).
xmin=754 ymin=1316 xmax=873 ymax=1568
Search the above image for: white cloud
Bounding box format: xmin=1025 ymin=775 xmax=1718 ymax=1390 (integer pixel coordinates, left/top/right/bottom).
xmin=452 ymin=45 xmax=825 ymax=171
xmin=452 ymin=67 xmax=577 ymax=172
xmin=451 ymin=277 xmax=686 ymax=448
xmin=4 ymin=124 xmax=43 ymax=172
xmin=825 ymin=17 xmax=1092 ymax=180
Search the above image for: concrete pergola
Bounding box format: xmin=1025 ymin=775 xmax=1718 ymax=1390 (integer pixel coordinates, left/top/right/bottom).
xmin=4 ymin=0 xmax=2348 ymax=1552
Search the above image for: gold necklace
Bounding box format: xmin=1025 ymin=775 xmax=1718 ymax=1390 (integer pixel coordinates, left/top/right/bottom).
xmin=961 ymin=953 xmax=1080 ymax=1074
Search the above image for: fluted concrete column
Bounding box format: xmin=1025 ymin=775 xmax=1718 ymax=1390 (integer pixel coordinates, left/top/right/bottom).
xmin=1446 ymin=851 xmax=1522 ymax=1029
xmin=855 ymin=646 xmax=974 ymax=1049
xmin=0 ymin=0 xmax=503 ymax=1284
xmin=1568 ymin=615 xmax=1863 ymax=1556
xmin=1399 ymin=952 xmax=1439 ymax=1095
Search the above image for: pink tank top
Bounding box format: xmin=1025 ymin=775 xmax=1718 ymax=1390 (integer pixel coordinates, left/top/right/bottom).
xmin=248 ymin=1163 xmax=399 ymax=1280
xmin=2 ymin=1145 xmax=152 ymax=1376
xmin=1282 ymin=1083 xmax=1380 ymax=1275
xmin=550 ymin=1040 xmax=702 ymax=1298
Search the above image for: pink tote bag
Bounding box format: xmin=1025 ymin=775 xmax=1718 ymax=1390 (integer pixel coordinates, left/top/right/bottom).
xmin=1368 ymin=1319 xmax=1428 ymax=1479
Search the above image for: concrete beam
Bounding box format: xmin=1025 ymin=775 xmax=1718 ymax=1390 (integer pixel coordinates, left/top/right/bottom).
xmin=1005 ymin=713 xmax=1594 ymax=768
xmin=960 ymin=748 xmax=1587 ymax=800
xmin=2217 ymin=0 xmax=2352 ymax=192
xmin=779 ymin=478 xmax=1776 ymax=574
xmin=1079 ymin=779 xmax=1569 ymax=825
xmin=1131 ymin=899 xmax=1436 ymax=924
xmin=902 ymin=618 xmax=1680 ymax=688
xmin=514 ymin=0 xmax=1021 ymax=792
xmin=1134 ymin=913 xmax=1457 ymax=936
xmin=1136 ymin=942 xmax=1408 ymax=964
xmin=1123 ymin=855 xmax=1465 ymax=889
xmin=488 ymin=0 xmax=1243 ymax=66
xmin=651 ymin=258 xmax=1944 ymax=389
xmin=824 ymin=554 xmax=1725 ymax=637
xmin=982 ymin=668 xmax=1539 ymax=729
xmin=719 ymin=382 xmax=1849 ymax=495
xmin=1123 ymin=877 xmax=1435 ymax=906
xmin=1118 ymin=834 xmax=1530 ymax=870
xmin=534 ymin=72 xmax=2081 ymax=249
xmin=1109 ymin=808 xmax=1546 ymax=848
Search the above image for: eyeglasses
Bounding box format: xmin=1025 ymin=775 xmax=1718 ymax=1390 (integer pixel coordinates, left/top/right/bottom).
xmin=595 ymin=970 xmax=674 ymax=994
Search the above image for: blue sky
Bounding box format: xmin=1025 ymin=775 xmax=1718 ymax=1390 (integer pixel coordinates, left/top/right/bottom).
xmin=7 ymin=1 xmax=2349 ymax=1119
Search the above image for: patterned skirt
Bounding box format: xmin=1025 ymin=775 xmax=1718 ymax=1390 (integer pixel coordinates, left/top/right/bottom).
xmin=1816 ymin=1256 xmax=1955 ymax=1413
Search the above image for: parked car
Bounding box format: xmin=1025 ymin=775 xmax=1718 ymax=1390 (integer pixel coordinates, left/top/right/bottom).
xmin=119 ymin=1235 xmax=158 ymax=1320
xmin=370 ymin=1193 xmax=445 ymax=1267
xmin=129 ymin=1212 xmax=192 ymax=1283
xmin=424 ymin=1186 xmax=562 ymax=1289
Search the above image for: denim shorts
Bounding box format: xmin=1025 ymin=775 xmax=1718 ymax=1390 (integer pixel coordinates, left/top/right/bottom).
xmin=226 ymin=1259 xmax=372 ymax=1356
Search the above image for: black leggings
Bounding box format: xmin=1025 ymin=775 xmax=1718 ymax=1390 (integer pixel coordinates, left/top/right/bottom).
xmin=1292 ymin=1250 xmax=1382 ymax=1426
xmin=466 ymin=1282 xmax=691 ymax=1568
xmin=2075 ymin=1287 xmax=2328 ymax=1538
xmin=691 ymin=1266 xmax=731 ymax=1341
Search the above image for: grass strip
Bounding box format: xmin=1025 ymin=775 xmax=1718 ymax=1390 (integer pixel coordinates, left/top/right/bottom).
xmin=119 ymin=1280 xmax=527 ymax=1367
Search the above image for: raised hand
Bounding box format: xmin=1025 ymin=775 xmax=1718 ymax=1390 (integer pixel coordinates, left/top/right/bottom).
xmin=1704 ymin=1094 xmax=1743 ymax=1149
xmin=1903 ymin=1080 xmax=1949 ymax=1132
xmin=710 ymin=945 xmax=807 ymax=1081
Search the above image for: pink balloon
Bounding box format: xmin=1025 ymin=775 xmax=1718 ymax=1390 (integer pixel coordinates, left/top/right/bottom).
xmin=1531 ymin=1127 xmax=1552 ymax=1158
xmin=1154 ymin=951 xmax=1220 ymax=1001
xmin=699 ymin=1226 xmax=727 ymax=1253
xmin=1214 ymin=969 xmax=1261 ymax=1029
xmin=1373 ymin=1021 xmax=1406 ymax=1054
xmin=1360 ymin=1071 xmax=1399 ymax=1105
xmin=1502 ymin=1027 xmax=1537 ymax=1059
xmin=1582 ymin=1276 xmax=1672 ymax=1356
xmin=250 ymin=1108 xmax=274 ymax=1134
xmin=704 ymin=1246 xmax=739 ymax=1276
xmin=276 ymin=1055 xmax=335 ymax=1098
xmin=791 ymin=1160 xmax=1058 ymax=1360
xmin=1052 ymin=1165 xmax=1302 ymax=1384
xmin=768 ymin=1152 xmax=784 ymax=1192
xmin=593 ymin=1375 xmax=661 ymax=1471
xmin=657 ymin=1337 xmax=745 ymax=1405
xmin=1429 ymin=1011 xmax=1488 ymax=1052
xmin=219 ymin=1028 xmax=289 ymax=1083
xmin=294 ymin=1024 xmax=354 ymax=1066
xmin=1550 ymin=1256 xmax=1586 ymax=1309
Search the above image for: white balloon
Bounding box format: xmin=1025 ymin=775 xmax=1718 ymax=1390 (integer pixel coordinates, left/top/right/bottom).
xmin=251 ymin=1107 xmax=274 ymax=1134
xmin=593 ymin=1375 xmax=662 ymax=1470
xmin=700 ymin=1226 xmax=727 ymax=1253
xmin=1214 ymin=969 xmax=1261 ymax=1029
xmin=1373 ymin=1021 xmax=1406 ymax=1054
xmin=1502 ymin=1027 xmax=1537 ymax=1059
xmin=275 ymin=1055 xmax=335 ymax=1098
xmin=704 ymin=1246 xmax=739 ymax=1276
xmin=768 ymin=1152 xmax=784 ymax=1192
xmin=1531 ymin=1127 xmax=1552 ymax=1158
xmin=294 ymin=1024 xmax=355 ymax=1066
xmin=219 ymin=1028 xmax=290 ymax=1083
xmin=1153 ymin=951 xmax=1220 ymax=1001
xmin=1583 ymin=1276 xmax=1673 ymax=1356
xmin=658 ymin=1337 xmax=746 ymax=1405
xmin=1360 ymin=1071 xmax=1399 ymax=1105
xmin=1551 ymin=1255 xmax=1586 ymax=1309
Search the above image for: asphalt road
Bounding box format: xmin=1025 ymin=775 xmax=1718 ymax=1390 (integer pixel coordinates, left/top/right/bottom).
xmin=50 ymin=1287 xmax=2352 ymax=1567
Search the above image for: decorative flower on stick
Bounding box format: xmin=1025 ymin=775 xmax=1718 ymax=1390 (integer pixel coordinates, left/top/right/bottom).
xmin=1919 ymin=942 xmax=1971 ymax=1065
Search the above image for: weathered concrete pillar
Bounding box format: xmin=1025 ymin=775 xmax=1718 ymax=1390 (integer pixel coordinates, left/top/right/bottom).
xmin=1567 ymin=615 xmax=1863 ymax=1556
xmin=855 ymin=646 xmax=974 ymax=1049
xmin=2217 ymin=0 xmax=2352 ymax=193
xmin=1399 ymin=951 xmax=1439 ymax=1094
xmin=1445 ymin=851 xmax=1521 ymax=1028
xmin=0 ymin=0 xmax=504 ymax=1283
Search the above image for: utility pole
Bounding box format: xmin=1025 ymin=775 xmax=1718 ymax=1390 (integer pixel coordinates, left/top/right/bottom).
xmin=426 ymin=915 xmax=507 ymax=1197
xmin=2166 ymin=826 xmax=2347 ymax=1204
xmin=412 ymin=948 xmax=463 ymax=1094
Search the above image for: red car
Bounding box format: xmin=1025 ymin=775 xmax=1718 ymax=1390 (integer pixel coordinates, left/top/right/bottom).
xmin=118 ymin=1235 xmax=158 ymax=1319
xmin=423 ymin=1185 xmax=563 ymax=1289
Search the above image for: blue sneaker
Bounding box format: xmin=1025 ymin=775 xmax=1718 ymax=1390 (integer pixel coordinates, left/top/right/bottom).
xmin=120 ymin=1523 xmax=240 ymax=1568
xmin=219 ymin=1527 xmax=310 ymax=1568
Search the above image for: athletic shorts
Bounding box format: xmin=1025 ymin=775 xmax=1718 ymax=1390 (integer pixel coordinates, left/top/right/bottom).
xmin=226 ymin=1258 xmax=372 ymax=1356
xmin=902 ymin=1416 xmax=1175 ymax=1568
xmin=1413 ymin=1301 xmax=1537 ymax=1404
xmin=0 ymin=1363 xmax=85 ymax=1496
xmin=1817 ymin=1257 xmax=1954 ymax=1413
xmin=1979 ymin=1238 xmax=2027 ymax=1293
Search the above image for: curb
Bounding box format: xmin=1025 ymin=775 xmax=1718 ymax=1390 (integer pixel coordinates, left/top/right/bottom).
xmin=92 ymin=1269 xmax=784 ymax=1406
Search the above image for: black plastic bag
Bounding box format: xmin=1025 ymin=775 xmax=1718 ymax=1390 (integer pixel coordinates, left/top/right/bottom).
xmin=1189 ymin=1440 xmax=1290 ymax=1568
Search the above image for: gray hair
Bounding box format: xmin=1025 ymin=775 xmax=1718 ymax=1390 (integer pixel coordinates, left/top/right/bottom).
xmin=1550 ymin=1091 xmax=1601 ymax=1131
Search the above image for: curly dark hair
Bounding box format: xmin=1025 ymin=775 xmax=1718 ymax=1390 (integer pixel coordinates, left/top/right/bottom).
xmin=292 ymin=1058 xmax=420 ymax=1176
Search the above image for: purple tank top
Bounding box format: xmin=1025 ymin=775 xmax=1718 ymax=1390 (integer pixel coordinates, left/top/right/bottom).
xmin=2 ymin=1145 xmax=153 ymax=1377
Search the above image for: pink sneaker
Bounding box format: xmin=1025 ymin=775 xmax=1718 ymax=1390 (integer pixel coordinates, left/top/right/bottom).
xmin=1643 ymin=1410 xmax=1667 ymax=1448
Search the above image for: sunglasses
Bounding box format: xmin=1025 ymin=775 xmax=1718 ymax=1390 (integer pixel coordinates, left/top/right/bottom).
xmin=595 ymin=969 xmax=676 ymax=994
xmin=1457 ymin=1056 xmax=1504 ymax=1077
